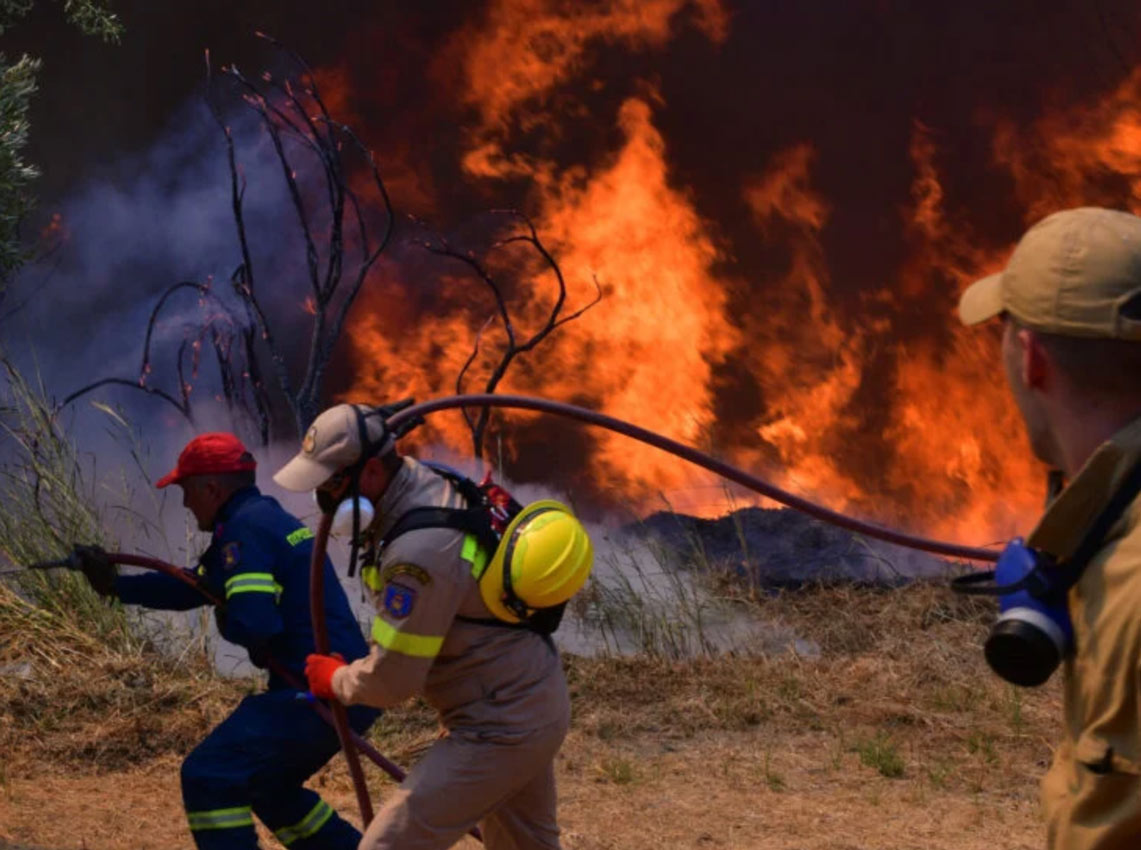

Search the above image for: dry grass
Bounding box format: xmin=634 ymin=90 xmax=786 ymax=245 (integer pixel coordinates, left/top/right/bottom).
xmin=0 ymin=577 xmax=249 ymax=776
xmin=2 ymin=581 xmax=1058 ymax=787
xmin=564 ymin=582 xmax=1056 ymax=797
xmin=0 ymin=361 xmax=248 ymax=779
xmin=0 ymin=581 xmax=1057 ymax=849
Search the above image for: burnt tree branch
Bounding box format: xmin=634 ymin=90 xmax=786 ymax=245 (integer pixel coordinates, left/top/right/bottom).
xmin=207 ymin=42 xmax=395 ymax=435
xmin=57 ymin=279 xmax=263 ymax=432
xmin=55 ymin=42 xmax=394 ymax=443
xmin=422 ymin=211 xmax=602 ymax=459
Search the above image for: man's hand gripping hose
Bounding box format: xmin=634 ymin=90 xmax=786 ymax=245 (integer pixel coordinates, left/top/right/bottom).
xmin=305 ymin=652 xmax=346 ymax=700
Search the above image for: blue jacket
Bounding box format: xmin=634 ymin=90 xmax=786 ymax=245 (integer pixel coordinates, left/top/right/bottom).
xmin=114 ymin=487 xmax=369 ymax=689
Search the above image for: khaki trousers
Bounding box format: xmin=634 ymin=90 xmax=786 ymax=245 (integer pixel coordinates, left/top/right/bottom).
xmin=359 ymin=714 xmax=569 ymax=850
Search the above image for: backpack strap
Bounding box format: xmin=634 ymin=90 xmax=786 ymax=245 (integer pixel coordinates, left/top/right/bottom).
xmin=380 ymin=463 xmax=511 ymax=553
xmin=1046 ymin=459 xmax=1141 ymax=598
xmin=378 ymin=465 xmax=564 ymax=639
xmin=382 ymin=507 xmax=500 ymax=553
xmin=454 ymin=609 xmax=562 ymax=648
xmin=419 ymin=462 xmax=488 ymax=506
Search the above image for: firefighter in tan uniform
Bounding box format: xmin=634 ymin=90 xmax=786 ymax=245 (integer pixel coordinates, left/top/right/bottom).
xmin=958 ymin=207 xmax=1141 ymax=848
xmin=274 ymin=403 xmax=591 ymax=850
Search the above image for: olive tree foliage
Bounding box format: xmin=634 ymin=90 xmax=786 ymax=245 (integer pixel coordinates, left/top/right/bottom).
xmin=0 ymin=0 xmax=120 ymax=284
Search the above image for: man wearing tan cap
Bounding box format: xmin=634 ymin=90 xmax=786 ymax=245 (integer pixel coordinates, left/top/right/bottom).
xmin=960 ymin=207 xmax=1141 ymax=848
xmin=274 ymin=403 xmax=571 ymax=850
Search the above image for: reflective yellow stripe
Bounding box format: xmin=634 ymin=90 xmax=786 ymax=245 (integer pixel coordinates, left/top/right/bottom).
xmin=224 ymin=572 xmax=282 ymax=600
xmin=361 ymin=564 xmax=383 ymax=592
xmin=461 ymin=534 xmax=490 ymax=580
xmin=286 ymin=527 xmax=315 ymax=546
xmin=226 ymin=583 xmax=281 ymax=598
xmin=187 ymin=806 xmax=254 ymax=831
xmin=371 ymin=617 xmax=443 ymax=658
xmin=224 ymin=572 xmax=274 ymax=589
xmin=275 ymin=800 xmax=334 ymax=845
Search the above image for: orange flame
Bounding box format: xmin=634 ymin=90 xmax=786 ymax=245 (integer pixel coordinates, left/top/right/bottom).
xmin=329 ymin=2 xmax=1141 ymax=546
xmin=993 ymin=66 xmax=1141 ymax=222
xmin=459 ymin=0 xmax=727 ymax=133
xmin=736 ymin=144 xmax=868 ymax=511
xmin=348 ymin=94 xmax=737 ymax=513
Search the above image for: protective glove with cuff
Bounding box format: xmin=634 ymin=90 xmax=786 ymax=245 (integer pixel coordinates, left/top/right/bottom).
xmin=72 ymin=544 xmax=117 ymax=597
xmin=305 ymin=652 xmax=346 ymax=700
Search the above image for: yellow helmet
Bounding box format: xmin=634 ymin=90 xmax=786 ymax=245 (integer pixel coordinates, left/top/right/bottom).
xmin=479 ymin=500 xmax=594 ymax=624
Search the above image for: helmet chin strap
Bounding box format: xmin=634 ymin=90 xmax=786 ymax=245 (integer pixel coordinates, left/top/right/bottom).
xmin=346 ymin=469 xmax=366 ymax=577
xmin=338 ymin=403 xmax=397 ymax=577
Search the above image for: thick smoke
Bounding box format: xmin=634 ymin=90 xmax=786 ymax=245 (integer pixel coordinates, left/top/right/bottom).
xmin=1 ymin=74 xmax=346 ymax=559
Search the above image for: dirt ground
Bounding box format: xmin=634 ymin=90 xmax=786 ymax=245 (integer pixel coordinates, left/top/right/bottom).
xmin=1 ymin=584 xmax=1058 ymax=849
xmin=0 ymin=727 xmax=1045 ymax=850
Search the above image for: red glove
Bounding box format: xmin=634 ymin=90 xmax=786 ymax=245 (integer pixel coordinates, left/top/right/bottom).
xmin=305 ymin=652 xmax=346 ymax=700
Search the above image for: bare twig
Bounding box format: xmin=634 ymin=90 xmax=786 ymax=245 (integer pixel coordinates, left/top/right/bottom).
xmin=205 ymin=53 xmax=296 ymax=427
xmin=456 ymin=315 xmax=497 ymax=434
xmin=206 ymin=44 xmax=395 ymax=435
xmin=58 ymin=280 xmax=245 ymax=423
xmin=422 ymin=211 xmax=602 ymax=457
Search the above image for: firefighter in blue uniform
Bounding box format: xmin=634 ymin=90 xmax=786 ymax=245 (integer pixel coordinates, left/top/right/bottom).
xmin=76 ymin=432 xmax=377 ymax=850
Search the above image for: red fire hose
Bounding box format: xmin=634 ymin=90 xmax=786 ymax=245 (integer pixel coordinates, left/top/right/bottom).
xmin=306 ymin=510 xmax=486 ymax=841
xmin=385 ymin=393 xmax=1003 ymax=563
xmin=97 ymin=554 xmax=406 ymax=808
xmin=90 ymin=551 xmax=484 ymax=840
xmin=304 ymin=513 xmax=375 ymax=825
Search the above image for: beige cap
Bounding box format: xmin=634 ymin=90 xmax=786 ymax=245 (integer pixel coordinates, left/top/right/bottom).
xmin=959 ymin=207 xmax=1141 ymax=340
xmin=273 ymin=403 xmax=394 ymax=491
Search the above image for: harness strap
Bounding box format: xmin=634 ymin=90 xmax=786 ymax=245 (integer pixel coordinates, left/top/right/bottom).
xmin=383 ymin=507 xmax=500 ymax=552
xmin=1047 ymin=459 xmax=1141 ymax=598
xmin=454 ymin=611 xmax=561 ymax=647
xmin=380 ymin=465 xmax=564 ymax=639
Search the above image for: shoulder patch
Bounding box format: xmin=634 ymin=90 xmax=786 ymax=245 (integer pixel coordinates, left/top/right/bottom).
xmin=221 ymin=541 xmax=241 ymax=571
xmin=383 ymin=582 xmax=418 ymax=620
xmin=382 ymin=563 xmax=432 ymax=587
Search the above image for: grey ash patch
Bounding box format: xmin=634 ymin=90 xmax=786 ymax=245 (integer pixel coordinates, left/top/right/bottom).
xmin=625 ymin=506 xmax=956 ymax=588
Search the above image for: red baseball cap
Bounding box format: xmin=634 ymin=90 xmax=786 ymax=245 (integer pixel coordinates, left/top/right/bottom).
xmin=156 ymin=433 xmax=258 ymax=489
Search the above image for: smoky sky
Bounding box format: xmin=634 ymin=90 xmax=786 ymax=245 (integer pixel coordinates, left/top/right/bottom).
xmin=13 ymin=1 xmax=1140 ymax=219
xmin=3 ymin=0 xmax=1141 ymax=521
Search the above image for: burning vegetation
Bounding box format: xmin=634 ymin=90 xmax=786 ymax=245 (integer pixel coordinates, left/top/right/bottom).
xmin=320 ymin=0 xmax=1141 ymax=546
xmin=17 ymin=1 xmax=1141 ymax=552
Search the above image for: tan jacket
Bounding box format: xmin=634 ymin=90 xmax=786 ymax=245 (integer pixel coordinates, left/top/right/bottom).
xmin=1031 ymin=416 xmax=1141 ymax=849
xmin=330 ymin=458 xmax=566 ymax=731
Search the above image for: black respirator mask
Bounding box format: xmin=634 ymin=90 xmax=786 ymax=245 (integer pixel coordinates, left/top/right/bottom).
xmin=951 ymin=463 xmax=1141 ymax=687
xmin=315 ymin=486 xmax=343 ymax=516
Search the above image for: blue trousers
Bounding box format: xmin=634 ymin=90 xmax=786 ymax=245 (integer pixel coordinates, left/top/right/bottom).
xmin=180 ymin=689 xmax=379 ymax=850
